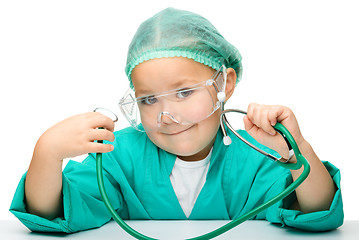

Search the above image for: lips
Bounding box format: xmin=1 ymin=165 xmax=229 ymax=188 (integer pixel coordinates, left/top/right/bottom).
xmin=163 ymin=125 xmax=195 ymax=135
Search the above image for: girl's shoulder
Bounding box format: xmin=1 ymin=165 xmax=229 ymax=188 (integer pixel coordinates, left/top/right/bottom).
xmin=108 ymin=126 xmax=159 ymax=160
xmin=112 ymin=127 xmax=151 ymax=146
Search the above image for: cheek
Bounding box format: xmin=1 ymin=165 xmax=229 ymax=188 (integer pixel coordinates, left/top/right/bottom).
xmin=187 ymin=104 xmax=208 ymax=115
xmin=140 ymin=113 xmax=160 ymax=132
xmin=184 ymin=104 xmax=215 ymax=123
xmin=141 ymin=117 xmax=154 ymax=130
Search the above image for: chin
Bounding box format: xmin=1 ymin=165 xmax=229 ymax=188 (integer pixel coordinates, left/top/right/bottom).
xmin=166 ymin=138 xmax=214 ymax=159
xmin=167 ymin=143 xmax=202 ymax=157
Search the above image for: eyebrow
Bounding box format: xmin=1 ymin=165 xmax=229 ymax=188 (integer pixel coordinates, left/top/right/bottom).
xmin=135 ymin=78 xmax=200 ymax=97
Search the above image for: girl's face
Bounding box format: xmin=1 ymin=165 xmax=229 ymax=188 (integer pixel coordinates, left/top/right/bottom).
xmin=131 ymin=57 xmax=235 ymax=161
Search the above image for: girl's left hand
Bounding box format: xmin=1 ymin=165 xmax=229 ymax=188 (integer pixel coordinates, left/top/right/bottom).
xmin=244 ymin=103 xmax=305 ymax=158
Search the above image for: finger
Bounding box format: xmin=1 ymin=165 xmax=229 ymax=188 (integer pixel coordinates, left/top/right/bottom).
xmin=275 ymin=106 xmax=292 ymax=123
xmin=87 ymin=142 xmax=114 ymax=153
xmin=248 ymin=104 xmax=277 ymax=136
xmin=246 ymin=102 xmax=257 ymax=123
xmin=88 ymin=129 xmax=115 ymax=142
xmin=92 ymin=112 xmax=115 ymax=132
xmin=271 ymin=105 xmax=290 ymax=122
xmin=244 ymin=115 xmax=268 ymax=139
xmin=267 ymin=107 xmax=279 ymax=127
xmin=259 ymin=108 xmax=276 ymax=136
xmin=249 ymin=104 xmax=268 ymax=131
xmin=243 ymin=115 xmax=255 ymax=132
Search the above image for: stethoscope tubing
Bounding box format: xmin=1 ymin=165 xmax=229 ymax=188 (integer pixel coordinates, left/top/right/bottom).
xmin=95 ymin=109 xmax=310 ymax=240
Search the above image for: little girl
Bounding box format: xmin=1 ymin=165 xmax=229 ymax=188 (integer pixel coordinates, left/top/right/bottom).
xmin=10 ymin=7 xmax=343 ymax=234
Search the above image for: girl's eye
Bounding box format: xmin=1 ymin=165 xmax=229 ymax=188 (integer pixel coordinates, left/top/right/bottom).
xmin=177 ymin=89 xmax=193 ymax=99
xmin=141 ymin=96 xmax=158 ymax=105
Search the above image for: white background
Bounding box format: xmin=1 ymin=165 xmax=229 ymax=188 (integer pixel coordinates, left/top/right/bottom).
xmin=0 ymin=0 xmax=358 ymax=221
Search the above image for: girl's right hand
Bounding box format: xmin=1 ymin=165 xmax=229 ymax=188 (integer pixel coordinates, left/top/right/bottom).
xmin=36 ymin=112 xmax=115 ymax=161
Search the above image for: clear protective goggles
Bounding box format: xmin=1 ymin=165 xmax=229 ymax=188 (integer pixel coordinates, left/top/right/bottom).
xmin=119 ymin=65 xmax=227 ymax=132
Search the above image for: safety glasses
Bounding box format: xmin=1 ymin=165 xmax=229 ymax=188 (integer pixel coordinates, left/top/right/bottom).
xmin=119 ymin=65 xmax=227 ymax=132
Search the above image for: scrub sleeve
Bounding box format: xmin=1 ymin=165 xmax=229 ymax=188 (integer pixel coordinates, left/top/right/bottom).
xmin=263 ymin=161 xmax=343 ymax=231
xmin=9 ymin=154 xmax=125 ymax=233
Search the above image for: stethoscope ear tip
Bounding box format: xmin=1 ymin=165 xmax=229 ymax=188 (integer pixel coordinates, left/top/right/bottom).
xmin=217 ymin=92 xmax=226 ymax=103
xmin=223 ymin=136 xmax=232 ymax=145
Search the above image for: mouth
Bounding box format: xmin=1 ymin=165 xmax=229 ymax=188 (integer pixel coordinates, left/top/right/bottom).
xmin=163 ymin=125 xmax=195 ymax=135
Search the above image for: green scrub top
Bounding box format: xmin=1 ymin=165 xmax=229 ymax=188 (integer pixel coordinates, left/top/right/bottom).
xmin=10 ymin=127 xmax=344 ymax=233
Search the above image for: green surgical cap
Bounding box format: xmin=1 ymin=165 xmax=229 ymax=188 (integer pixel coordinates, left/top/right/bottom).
xmin=125 ymin=7 xmax=243 ymax=88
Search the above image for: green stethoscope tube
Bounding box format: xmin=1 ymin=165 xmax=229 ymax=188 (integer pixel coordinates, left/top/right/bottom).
xmin=96 ymin=122 xmax=310 ymax=240
xmin=96 ymin=150 xmax=155 ymax=240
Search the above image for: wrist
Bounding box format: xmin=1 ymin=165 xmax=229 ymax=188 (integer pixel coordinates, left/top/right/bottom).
xmin=286 ymin=139 xmax=313 ymax=165
xmin=278 ymin=136 xmax=306 ymax=160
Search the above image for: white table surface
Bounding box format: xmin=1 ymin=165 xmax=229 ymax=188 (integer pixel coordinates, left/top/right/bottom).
xmin=1 ymin=220 xmax=358 ymax=240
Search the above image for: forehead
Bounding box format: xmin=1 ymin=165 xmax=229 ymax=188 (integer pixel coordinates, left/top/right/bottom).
xmin=131 ymin=57 xmax=215 ymax=95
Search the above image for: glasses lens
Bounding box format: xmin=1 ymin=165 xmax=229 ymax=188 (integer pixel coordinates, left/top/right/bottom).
xmin=119 ymin=90 xmax=142 ymax=130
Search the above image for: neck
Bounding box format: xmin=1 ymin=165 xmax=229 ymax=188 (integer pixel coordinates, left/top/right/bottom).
xmin=177 ymin=138 xmax=215 ymax=162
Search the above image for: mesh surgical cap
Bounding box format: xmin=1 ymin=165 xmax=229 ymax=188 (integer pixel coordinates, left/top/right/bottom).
xmin=125 ymin=7 xmax=243 ymax=88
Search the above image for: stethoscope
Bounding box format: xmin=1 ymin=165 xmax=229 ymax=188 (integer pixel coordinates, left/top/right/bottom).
xmin=93 ymin=107 xmax=310 ymax=240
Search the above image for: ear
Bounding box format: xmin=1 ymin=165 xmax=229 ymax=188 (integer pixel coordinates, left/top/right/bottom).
xmin=224 ymin=67 xmax=236 ymax=103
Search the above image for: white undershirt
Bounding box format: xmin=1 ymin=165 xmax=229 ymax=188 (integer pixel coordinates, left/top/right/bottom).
xmin=170 ymin=148 xmax=212 ymax=218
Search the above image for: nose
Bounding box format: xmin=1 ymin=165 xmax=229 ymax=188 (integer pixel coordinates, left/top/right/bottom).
xmin=157 ymin=112 xmax=180 ymax=126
